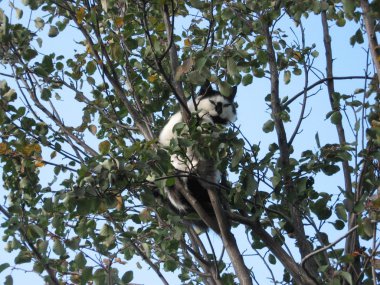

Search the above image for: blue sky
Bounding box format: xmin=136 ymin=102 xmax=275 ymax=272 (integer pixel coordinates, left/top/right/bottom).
xmin=0 ymin=1 xmax=374 ymax=284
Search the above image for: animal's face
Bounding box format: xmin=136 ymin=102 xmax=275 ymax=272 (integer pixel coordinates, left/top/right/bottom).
xmin=196 ymin=94 xmax=237 ymax=124
xmin=196 ymin=82 xmax=237 ymax=124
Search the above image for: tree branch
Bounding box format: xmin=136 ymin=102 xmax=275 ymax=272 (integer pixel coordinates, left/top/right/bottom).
xmin=207 ymin=187 xmax=253 ymax=285
xmin=228 ymin=212 xmax=318 ymax=285
xmin=360 ymin=0 xmax=380 ymax=82
xmin=301 ymin=225 xmax=359 ymax=267
xmin=321 ymin=10 xmax=360 ymax=282
xmin=262 ymin=18 xmax=319 ymax=279
xmin=284 ymin=76 xmax=373 ymax=108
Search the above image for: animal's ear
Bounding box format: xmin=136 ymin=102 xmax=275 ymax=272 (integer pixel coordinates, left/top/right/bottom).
xmin=198 ymin=80 xmax=213 ymax=96
xmin=229 ymin=86 xmax=238 ymax=100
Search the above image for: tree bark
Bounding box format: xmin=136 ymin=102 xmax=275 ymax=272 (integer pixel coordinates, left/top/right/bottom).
xmin=321 ymin=11 xmax=360 ymax=283
xmin=360 ymin=0 xmax=380 ymax=82
xmin=262 ymin=20 xmax=319 ymax=280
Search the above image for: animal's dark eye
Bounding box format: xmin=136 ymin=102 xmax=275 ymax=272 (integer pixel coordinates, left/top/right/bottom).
xmin=209 ymin=100 xmax=216 ymax=106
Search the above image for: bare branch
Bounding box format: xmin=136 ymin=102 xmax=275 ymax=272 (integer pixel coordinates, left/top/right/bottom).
xmin=301 ymin=225 xmax=359 ymax=267
xmin=207 ymin=186 xmax=253 ymax=285
xmin=284 ymin=76 xmax=373 ymax=108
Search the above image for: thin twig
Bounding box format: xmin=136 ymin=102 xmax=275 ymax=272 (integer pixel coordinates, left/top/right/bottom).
xmin=301 ymin=225 xmax=359 ymax=266
xmin=284 ymin=76 xmax=373 ymax=108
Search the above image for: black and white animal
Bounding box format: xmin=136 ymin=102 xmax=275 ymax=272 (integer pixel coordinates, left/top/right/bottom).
xmin=159 ymin=81 xmax=237 ymax=225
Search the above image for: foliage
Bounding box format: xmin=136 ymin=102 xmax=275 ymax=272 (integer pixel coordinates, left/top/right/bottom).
xmin=0 ymin=0 xmax=379 ymax=284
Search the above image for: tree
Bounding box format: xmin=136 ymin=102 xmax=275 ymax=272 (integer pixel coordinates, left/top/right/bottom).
xmin=0 ymin=0 xmax=379 ymax=284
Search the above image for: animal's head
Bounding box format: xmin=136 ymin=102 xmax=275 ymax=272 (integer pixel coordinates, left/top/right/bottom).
xmin=196 ymin=81 xmax=237 ymax=125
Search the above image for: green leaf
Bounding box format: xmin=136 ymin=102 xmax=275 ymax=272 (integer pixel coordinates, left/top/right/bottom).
xmin=41 ymin=88 xmax=51 ymax=101
xmin=242 ymin=74 xmax=253 ymax=86
xmin=218 ymin=81 xmax=233 ymax=97
xmin=268 ymin=254 xmax=276 ymax=265
xmin=4 ymin=275 xmax=13 ymax=285
xmin=121 ymin=271 xmax=134 ymax=284
xmin=322 ymin=164 xmax=340 ymax=176
xmin=337 ymin=270 xmax=353 ymax=285
xmin=41 ymin=55 xmax=54 ymax=74
xmin=283 ymin=70 xmax=291 ymax=84
xmin=34 ymin=17 xmax=44 ymax=29
xmin=22 ymin=49 xmax=38 ymax=61
xmin=311 ymin=50 xmax=319 ymax=58
xmin=15 ymin=8 xmax=23 ymax=19
xmin=0 ymin=263 xmax=10 ymax=274
xmin=227 ymin=57 xmax=238 ymax=77
xmin=14 ymin=250 xmax=32 ymax=264
xmin=330 ymin=111 xmax=342 ymax=125
xmin=231 ymin=147 xmax=243 ymax=168
xmin=164 ymin=259 xmax=177 ymax=272
xmin=33 ymin=262 xmax=44 ymax=274
xmin=82 ymin=267 xmax=93 ymax=283
xmin=350 ymin=29 xmax=364 ymax=46
xmin=332 ymin=220 xmax=345 ymax=230
xmin=48 ymin=25 xmax=59 ymax=37
xmin=335 ymin=203 xmax=347 ymax=222
xmin=75 ymin=252 xmax=87 ymax=269
xmin=93 ymin=269 xmax=107 ymax=285
xmin=315 ymin=132 xmax=321 ymax=148
xmin=86 ymin=60 xmax=97 ymax=75
xmin=342 ymin=0 xmax=355 ymax=19
xmin=100 ymin=224 xmax=115 ymax=237
xmin=243 ymin=174 xmax=257 ymax=194
xmin=29 ymin=224 xmax=45 ymax=238
xmin=262 ymin=120 xmax=274 ymax=133
xmin=53 ymin=239 xmax=65 ymax=256
xmin=336 ymin=17 xmax=346 ymax=27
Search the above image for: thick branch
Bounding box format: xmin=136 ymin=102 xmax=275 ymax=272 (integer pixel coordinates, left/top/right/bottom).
xmin=207 ymin=188 xmax=253 ymax=285
xmin=162 ymin=3 xmax=190 ymax=122
xmin=321 ymin=10 xmax=360 ymax=282
xmin=229 ymin=213 xmax=317 ymax=285
xmin=262 ymin=19 xmax=318 ymax=279
xmin=360 ymin=0 xmax=380 ymax=82
xmin=175 ymin=178 xmax=220 ymax=233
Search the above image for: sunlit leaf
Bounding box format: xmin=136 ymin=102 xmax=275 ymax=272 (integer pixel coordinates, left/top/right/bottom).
xmin=99 ymin=140 xmax=110 ymax=154
xmin=76 ymin=7 xmax=86 ymax=24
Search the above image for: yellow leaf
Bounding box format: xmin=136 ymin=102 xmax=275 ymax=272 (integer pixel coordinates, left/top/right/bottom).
xmin=86 ymin=42 xmax=92 ymax=54
xmin=0 ymin=142 xmax=8 ymax=155
xmin=23 ymin=143 xmax=41 ymax=156
xmin=88 ymin=124 xmax=97 ymax=135
xmin=148 ymin=74 xmax=158 ymax=83
xmin=139 ymin=208 xmax=151 ymax=222
xmin=293 ymin=51 xmax=302 ymax=61
xmin=371 ymin=120 xmax=380 ymax=128
xmin=76 ymin=7 xmax=86 ymax=24
xmin=184 ymin=38 xmax=192 ymax=47
xmin=114 ymin=17 xmax=124 ymax=28
xmin=116 ymin=195 xmax=123 ymax=211
xmin=34 ymin=159 xmax=45 ymax=168
xmin=98 ymin=140 xmax=111 ymax=155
